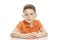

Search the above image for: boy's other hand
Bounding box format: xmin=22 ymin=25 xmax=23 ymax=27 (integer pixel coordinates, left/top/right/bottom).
xmin=27 ymin=32 xmax=39 ymax=39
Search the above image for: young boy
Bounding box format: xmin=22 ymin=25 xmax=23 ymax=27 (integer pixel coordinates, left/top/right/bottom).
xmin=11 ymin=4 xmax=48 ymax=39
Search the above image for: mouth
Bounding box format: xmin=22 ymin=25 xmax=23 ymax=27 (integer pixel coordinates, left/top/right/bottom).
xmin=28 ymin=19 xmax=31 ymax=21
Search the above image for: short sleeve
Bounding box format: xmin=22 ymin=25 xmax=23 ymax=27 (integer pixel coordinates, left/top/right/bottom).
xmin=37 ymin=20 xmax=43 ymax=30
xmin=16 ymin=22 xmax=23 ymax=32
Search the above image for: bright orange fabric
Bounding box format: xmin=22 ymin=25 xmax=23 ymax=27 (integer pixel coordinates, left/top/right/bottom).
xmin=16 ymin=20 xmax=43 ymax=34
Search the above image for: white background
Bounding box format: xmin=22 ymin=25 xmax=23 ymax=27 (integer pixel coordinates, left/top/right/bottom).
xmin=0 ymin=0 xmax=60 ymax=40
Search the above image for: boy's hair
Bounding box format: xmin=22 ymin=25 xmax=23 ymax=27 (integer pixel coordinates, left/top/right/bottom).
xmin=23 ymin=4 xmax=36 ymax=13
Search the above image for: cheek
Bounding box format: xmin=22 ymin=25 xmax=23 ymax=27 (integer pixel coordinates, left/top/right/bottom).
xmin=31 ymin=16 xmax=35 ymax=18
xmin=25 ymin=16 xmax=28 ymax=19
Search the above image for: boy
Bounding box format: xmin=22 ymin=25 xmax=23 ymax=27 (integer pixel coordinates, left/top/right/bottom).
xmin=11 ymin=4 xmax=48 ymax=39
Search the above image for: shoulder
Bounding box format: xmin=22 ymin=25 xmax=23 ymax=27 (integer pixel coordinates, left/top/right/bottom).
xmin=33 ymin=20 xmax=41 ymax=23
xmin=33 ymin=20 xmax=42 ymax=26
xmin=16 ymin=20 xmax=25 ymax=27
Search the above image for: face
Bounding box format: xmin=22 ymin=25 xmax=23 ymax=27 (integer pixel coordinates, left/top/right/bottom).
xmin=23 ymin=9 xmax=36 ymax=24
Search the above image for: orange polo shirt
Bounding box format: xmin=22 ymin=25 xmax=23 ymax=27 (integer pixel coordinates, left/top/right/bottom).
xmin=16 ymin=20 xmax=43 ymax=34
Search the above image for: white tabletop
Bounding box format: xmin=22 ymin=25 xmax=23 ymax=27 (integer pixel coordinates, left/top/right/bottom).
xmin=10 ymin=37 xmax=48 ymax=40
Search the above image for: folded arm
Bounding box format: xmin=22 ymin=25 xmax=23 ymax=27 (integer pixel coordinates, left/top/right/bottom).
xmin=11 ymin=28 xmax=29 ymax=38
xmin=35 ymin=27 xmax=48 ymax=38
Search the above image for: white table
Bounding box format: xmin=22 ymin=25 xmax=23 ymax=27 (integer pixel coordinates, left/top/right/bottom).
xmin=10 ymin=37 xmax=48 ymax=40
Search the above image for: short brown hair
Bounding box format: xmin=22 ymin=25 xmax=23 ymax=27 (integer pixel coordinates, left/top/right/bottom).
xmin=23 ymin=4 xmax=36 ymax=13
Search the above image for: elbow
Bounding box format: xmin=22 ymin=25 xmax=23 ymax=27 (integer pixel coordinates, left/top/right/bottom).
xmin=44 ymin=31 xmax=48 ymax=37
xmin=42 ymin=31 xmax=48 ymax=37
xmin=10 ymin=33 xmax=15 ymax=38
xmin=10 ymin=33 xmax=13 ymax=38
xmin=10 ymin=33 xmax=21 ymax=38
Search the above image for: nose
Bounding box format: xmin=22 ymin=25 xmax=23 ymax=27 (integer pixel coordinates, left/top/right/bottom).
xmin=28 ymin=15 xmax=31 ymax=18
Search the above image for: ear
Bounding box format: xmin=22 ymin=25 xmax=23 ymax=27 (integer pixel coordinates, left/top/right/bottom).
xmin=22 ymin=14 xmax=24 ymax=18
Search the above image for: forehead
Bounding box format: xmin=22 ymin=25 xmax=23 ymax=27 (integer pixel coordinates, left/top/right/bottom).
xmin=23 ymin=9 xmax=35 ymax=13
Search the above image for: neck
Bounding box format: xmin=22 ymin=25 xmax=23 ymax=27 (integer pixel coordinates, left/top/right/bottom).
xmin=24 ymin=20 xmax=34 ymax=27
xmin=28 ymin=22 xmax=33 ymax=27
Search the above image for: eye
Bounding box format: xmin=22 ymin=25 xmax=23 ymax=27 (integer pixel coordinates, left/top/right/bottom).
xmin=30 ymin=13 xmax=33 ymax=15
xmin=25 ymin=14 xmax=28 ymax=16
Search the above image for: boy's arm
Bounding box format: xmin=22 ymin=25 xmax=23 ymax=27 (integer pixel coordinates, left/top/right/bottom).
xmin=36 ymin=20 xmax=48 ymax=38
xmin=10 ymin=28 xmax=31 ymax=38
xmin=37 ymin=27 xmax=48 ymax=38
xmin=31 ymin=27 xmax=48 ymax=38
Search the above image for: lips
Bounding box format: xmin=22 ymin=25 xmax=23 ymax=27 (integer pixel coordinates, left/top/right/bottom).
xmin=28 ymin=18 xmax=32 ymax=21
xmin=28 ymin=19 xmax=31 ymax=21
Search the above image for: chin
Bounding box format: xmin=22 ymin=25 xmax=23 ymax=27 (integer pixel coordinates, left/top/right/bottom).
xmin=27 ymin=22 xmax=31 ymax=24
xmin=27 ymin=21 xmax=32 ymax=24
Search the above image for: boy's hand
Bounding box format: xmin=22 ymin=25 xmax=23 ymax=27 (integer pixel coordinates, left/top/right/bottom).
xmin=25 ymin=33 xmax=37 ymax=39
xmin=26 ymin=32 xmax=39 ymax=39
xmin=31 ymin=32 xmax=38 ymax=38
xmin=31 ymin=32 xmax=42 ymax=38
xmin=24 ymin=32 xmax=41 ymax=39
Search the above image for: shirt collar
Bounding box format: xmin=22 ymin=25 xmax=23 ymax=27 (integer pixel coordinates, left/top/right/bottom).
xmin=23 ymin=20 xmax=37 ymax=27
